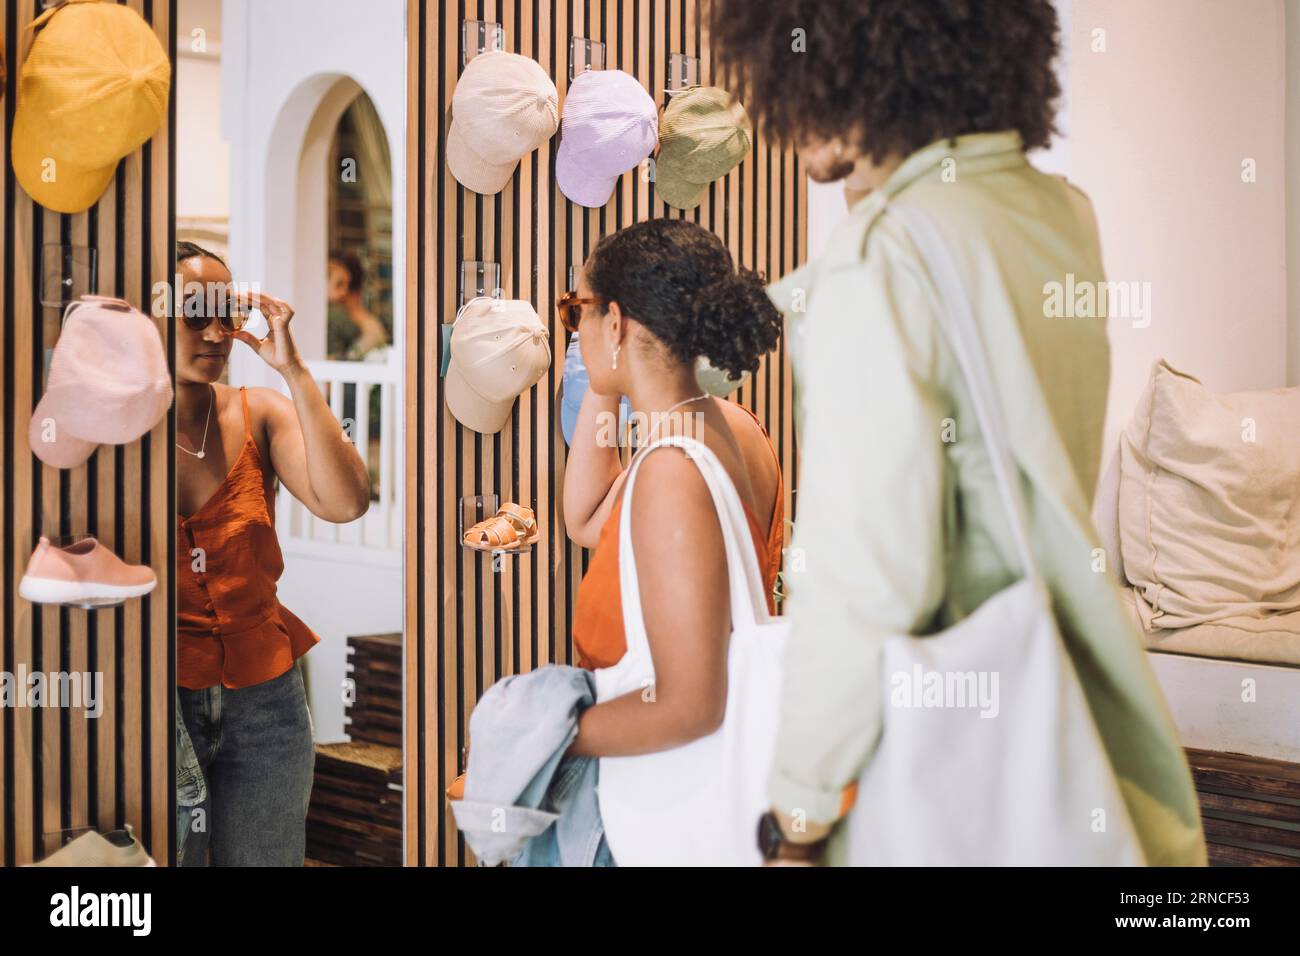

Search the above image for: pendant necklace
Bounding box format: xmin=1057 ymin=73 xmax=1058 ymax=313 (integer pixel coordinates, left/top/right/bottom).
xmin=641 ymin=391 xmax=710 ymax=446
xmin=177 ymin=386 xmax=214 ymax=460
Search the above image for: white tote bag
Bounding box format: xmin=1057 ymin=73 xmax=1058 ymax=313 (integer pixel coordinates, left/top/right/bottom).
xmin=593 ymin=435 xmax=788 ymax=867
xmin=843 ymin=204 xmax=1145 ymax=865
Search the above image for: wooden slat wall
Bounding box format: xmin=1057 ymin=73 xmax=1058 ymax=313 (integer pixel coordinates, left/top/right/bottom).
xmin=405 ymin=0 xmax=805 ymax=866
xmin=1 ymin=0 xmax=175 ymax=868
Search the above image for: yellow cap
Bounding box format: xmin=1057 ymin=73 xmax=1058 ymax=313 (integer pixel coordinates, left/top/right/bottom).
xmin=12 ymin=0 xmax=170 ymax=214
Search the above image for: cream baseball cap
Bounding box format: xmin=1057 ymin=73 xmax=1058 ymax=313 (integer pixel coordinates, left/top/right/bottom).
xmin=446 ymin=298 xmax=552 ymax=434
xmin=447 ymin=51 xmax=559 ymax=195
xmin=30 ymin=296 xmax=173 ymax=468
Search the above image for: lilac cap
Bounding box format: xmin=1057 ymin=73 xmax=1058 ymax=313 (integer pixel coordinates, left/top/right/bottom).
xmin=556 ymin=70 xmax=659 ymax=208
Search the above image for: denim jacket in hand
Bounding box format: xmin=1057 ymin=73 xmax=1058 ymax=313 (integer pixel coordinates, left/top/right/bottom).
xmin=450 ymin=665 xmax=613 ymax=867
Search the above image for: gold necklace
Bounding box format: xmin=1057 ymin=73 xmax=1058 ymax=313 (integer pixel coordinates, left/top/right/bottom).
xmin=640 ymin=391 xmax=709 ymax=447
xmin=177 ymin=386 xmax=214 ymax=460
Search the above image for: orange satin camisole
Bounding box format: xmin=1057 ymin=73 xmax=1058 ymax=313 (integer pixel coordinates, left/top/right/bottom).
xmin=572 ymin=404 xmax=784 ymax=671
xmin=177 ymin=387 xmax=319 ymax=690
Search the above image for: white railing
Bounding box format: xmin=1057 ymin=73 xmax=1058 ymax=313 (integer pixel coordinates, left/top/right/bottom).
xmin=275 ymin=354 xmax=402 ymax=565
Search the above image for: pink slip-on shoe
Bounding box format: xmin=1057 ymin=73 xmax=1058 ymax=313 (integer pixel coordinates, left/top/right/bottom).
xmin=19 ymin=536 xmax=156 ymax=606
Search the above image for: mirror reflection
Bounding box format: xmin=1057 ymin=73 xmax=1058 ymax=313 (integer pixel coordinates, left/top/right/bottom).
xmin=174 ymin=0 xmax=406 ymax=867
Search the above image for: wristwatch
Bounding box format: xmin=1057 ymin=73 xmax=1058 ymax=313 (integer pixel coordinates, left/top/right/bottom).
xmin=756 ymin=810 xmax=828 ymax=863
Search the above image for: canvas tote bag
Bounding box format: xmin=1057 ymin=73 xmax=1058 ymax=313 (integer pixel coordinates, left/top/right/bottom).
xmin=593 ymin=434 xmax=788 ymax=866
xmin=842 ymin=203 xmax=1145 ymax=865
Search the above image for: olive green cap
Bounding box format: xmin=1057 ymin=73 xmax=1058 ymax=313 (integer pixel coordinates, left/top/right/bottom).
xmin=655 ymin=86 xmax=752 ymax=210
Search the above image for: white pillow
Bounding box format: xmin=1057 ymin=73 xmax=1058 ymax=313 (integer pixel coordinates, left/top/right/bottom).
xmin=1118 ymin=360 xmax=1300 ymax=629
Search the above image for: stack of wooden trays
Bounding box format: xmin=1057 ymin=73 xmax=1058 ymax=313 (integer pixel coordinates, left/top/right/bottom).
xmin=307 ymin=740 xmax=403 ymax=866
xmin=305 ymin=633 xmax=403 ymax=866
xmin=346 ymin=633 xmax=402 ymax=748
xmin=1186 ymin=748 xmax=1300 ymax=866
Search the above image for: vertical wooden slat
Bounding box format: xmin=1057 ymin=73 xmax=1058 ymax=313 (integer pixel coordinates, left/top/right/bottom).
xmin=40 ymin=203 xmax=62 ymax=856
xmin=438 ymin=0 xmax=459 ymax=869
xmin=119 ymin=134 xmax=145 ymax=852
xmin=550 ymin=0 xmax=569 ymax=675
xmin=148 ymin=0 xmax=174 ymax=861
xmin=93 ymin=179 xmax=119 ymax=836
xmin=405 ymin=0 xmax=804 ymax=865
xmin=402 ymin=0 xmax=422 ymax=866
xmin=66 ymin=209 xmax=91 ymax=839
xmin=0 ymin=2 xmax=9 ymax=870
xmin=10 ymin=0 xmax=38 ymax=865
xmin=533 ymin=0 xmax=553 ymax=684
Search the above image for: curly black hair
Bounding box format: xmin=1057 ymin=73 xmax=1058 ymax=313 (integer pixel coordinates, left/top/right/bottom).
xmin=709 ymin=0 xmax=1062 ymax=164
xmin=585 ymin=218 xmax=781 ymax=380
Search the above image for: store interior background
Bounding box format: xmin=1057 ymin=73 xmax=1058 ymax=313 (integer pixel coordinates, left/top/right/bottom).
xmin=111 ymin=0 xmax=1300 ymax=863
xmin=2 ymin=0 xmax=1299 ymax=868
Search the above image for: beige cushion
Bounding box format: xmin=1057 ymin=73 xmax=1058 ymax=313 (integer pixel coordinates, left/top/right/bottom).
xmin=1118 ymin=360 xmax=1300 ymax=630
xmin=1118 ymin=590 xmax=1300 ymax=667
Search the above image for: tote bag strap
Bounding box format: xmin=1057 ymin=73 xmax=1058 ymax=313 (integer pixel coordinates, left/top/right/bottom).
xmin=887 ymin=203 xmax=1041 ymax=586
xmin=617 ymin=435 xmax=770 ymax=672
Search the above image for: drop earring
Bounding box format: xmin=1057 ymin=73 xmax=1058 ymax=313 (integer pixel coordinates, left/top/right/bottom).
xmin=611 ymin=344 xmax=620 ymax=370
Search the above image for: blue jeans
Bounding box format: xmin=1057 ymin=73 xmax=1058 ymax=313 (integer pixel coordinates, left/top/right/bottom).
xmin=176 ymin=663 xmax=315 ymax=866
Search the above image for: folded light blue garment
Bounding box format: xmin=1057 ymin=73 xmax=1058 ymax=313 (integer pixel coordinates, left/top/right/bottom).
xmin=450 ymin=665 xmax=614 ymax=867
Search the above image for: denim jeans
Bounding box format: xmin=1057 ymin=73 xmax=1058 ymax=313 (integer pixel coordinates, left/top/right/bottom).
xmin=176 ymin=662 xmax=315 ymax=866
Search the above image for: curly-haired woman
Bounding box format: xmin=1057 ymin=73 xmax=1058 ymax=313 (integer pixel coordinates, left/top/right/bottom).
xmin=557 ymin=218 xmax=784 ymax=861
xmin=709 ymin=0 xmax=1206 ymax=866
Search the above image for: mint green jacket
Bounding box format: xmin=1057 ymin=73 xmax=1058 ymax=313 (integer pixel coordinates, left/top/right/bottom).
xmin=767 ymin=132 xmax=1206 ymax=866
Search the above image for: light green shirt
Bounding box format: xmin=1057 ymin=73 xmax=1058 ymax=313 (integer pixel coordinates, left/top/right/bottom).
xmin=767 ymin=132 xmax=1206 ymax=866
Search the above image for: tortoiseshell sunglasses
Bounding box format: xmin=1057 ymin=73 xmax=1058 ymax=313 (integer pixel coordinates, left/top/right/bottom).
xmin=556 ymin=290 xmax=605 ymax=334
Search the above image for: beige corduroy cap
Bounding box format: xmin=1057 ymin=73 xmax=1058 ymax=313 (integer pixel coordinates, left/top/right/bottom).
xmin=447 ymin=51 xmax=559 ymax=195
xmin=655 ymin=86 xmax=752 ymax=210
xmin=446 ymin=298 xmax=552 ymax=434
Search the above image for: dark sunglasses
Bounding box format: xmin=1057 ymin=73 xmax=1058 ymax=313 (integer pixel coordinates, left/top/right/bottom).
xmin=179 ymin=294 xmax=250 ymax=333
xmin=556 ymin=290 xmax=605 ymax=334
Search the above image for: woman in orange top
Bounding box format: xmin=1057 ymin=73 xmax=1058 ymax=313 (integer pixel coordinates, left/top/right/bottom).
xmin=562 ymin=218 xmax=784 ymax=756
xmin=173 ymin=242 xmax=370 ymax=866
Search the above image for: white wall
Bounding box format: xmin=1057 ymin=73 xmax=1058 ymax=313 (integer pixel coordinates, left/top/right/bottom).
xmin=1070 ymin=0 xmax=1287 ymax=452
xmin=176 ymin=55 xmax=230 ymax=222
xmin=221 ymin=0 xmax=406 ymax=382
xmin=1287 ymin=0 xmax=1300 ymax=385
xmin=277 ymin=552 xmax=403 ymax=745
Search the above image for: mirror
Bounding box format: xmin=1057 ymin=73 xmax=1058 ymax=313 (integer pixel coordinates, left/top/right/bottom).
xmin=173 ymin=0 xmax=406 ymax=867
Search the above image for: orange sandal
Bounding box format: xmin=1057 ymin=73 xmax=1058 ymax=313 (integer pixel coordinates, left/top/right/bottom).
xmin=463 ymin=503 xmax=539 ymax=552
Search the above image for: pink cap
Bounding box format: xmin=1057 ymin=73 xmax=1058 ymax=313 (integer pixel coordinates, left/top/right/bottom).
xmin=555 ymin=70 xmax=658 ymax=208
xmin=29 ymin=296 xmax=173 ymax=468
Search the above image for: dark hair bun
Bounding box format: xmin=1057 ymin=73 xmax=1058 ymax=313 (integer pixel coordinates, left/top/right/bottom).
xmin=586 ymin=218 xmax=782 ymax=378
xmin=691 ymin=267 xmax=782 ymax=379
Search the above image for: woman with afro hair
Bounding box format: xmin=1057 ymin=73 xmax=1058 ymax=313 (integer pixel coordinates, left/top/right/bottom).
xmin=709 ymin=0 xmax=1206 ymax=866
